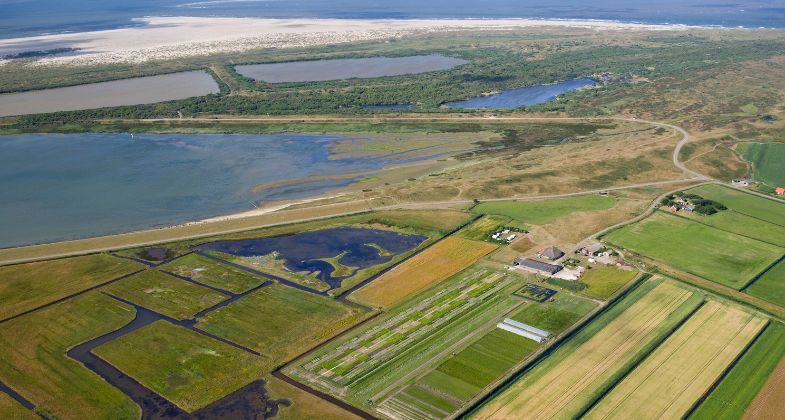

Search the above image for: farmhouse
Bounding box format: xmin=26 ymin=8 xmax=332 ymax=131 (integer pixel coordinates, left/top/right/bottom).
xmin=579 ymin=243 xmax=604 ymax=257
xmin=513 ymin=257 xmax=563 ymax=276
xmin=538 ymin=246 xmax=565 ymax=260
xmin=776 ymin=187 xmax=785 ymax=195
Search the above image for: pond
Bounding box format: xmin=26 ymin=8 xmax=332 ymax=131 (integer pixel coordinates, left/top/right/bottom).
xmin=197 ymin=226 xmax=427 ymax=288
xmin=0 ymin=71 xmax=219 ymax=117
xmin=0 ymin=133 xmax=443 ymax=248
xmin=235 ymin=54 xmax=468 ymax=83
xmin=447 ymin=77 xmax=597 ymax=108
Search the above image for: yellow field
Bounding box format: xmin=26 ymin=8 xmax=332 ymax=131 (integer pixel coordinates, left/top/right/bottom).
xmin=350 ymin=236 xmax=497 ymax=308
xmin=587 ymin=301 xmax=766 ymax=420
xmin=474 ymin=281 xmax=696 ymax=420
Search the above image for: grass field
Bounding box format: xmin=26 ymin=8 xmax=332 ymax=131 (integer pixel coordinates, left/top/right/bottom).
xmin=94 ymin=320 xmax=267 ymax=413
xmin=0 ymin=254 xmax=141 ymax=320
xmin=458 ymin=215 xmax=516 ymax=242
xmin=746 ymin=259 xmax=785 ymax=308
xmin=350 ymin=236 xmax=497 ymax=308
xmin=738 ymin=142 xmax=785 ymax=189
xmin=0 ymin=292 xmax=139 ymax=419
xmin=266 ymin=377 xmax=362 ymax=420
xmin=744 ymin=348 xmax=785 ymax=419
xmin=104 ymin=270 xmax=228 ymax=320
xmin=382 ymin=293 xmax=597 ymax=417
xmin=473 ymin=279 xmax=703 ymax=420
xmin=692 ymin=322 xmax=785 ymax=419
xmin=685 ymin=210 xmax=785 ymax=247
xmin=162 ymin=253 xmax=265 ymax=293
xmin=580 ymin=266 xmax=639 ymax=300
xmin=587 ymin=301 xmax=766 ymax=420
xmin=471 ymin=195 xmax=616 ymax=225
xmin=687 ymin=184 xmax=785 ymax=228
xmin=219 ymin=251 xmax=331 ymax=292
xmin=0 ymin=392 xmax=36 ymax=419
xmin=196 ymin=284 xmax=366 ymax=364
xmin=604 ymin=211 xmax=782 ymax=289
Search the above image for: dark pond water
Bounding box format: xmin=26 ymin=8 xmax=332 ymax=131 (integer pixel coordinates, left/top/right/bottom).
xmin=235 ymin=55 xmax=468 ymax=83
xmin=197 ymin=226 xmax=427 ymax=288
xmin=0 ymin=133 xmax=444 ymax=248
xmin=447 ymin=77 xmax=598 ymax=108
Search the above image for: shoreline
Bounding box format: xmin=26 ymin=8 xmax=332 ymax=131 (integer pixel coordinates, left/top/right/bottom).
xmin=0 ymin=16 xmax=692 ymax=67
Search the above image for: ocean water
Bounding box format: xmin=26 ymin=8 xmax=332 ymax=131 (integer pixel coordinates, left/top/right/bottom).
xmin=0 ymin=133 xmax=433 ymax=247
xmin=2 ymin=0 xmax=784 ymax=39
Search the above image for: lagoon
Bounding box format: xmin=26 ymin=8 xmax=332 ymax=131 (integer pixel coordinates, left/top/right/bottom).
xmin=0 ymin=133 xmax=433 ymax=248
xmin=235 ymin=54 xmax=468 ymax=83
xmin=0 ymin=71 xmax=219 ymax=117
xmin=447 ymin=77 xmax=597 ymax=109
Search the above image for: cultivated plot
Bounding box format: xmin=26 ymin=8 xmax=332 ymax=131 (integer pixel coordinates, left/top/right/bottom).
xmin=162 ymin=253 xmax=266 ymax=294
xmin=693 ymin=322 xmax=785 ymax=419
xmin=103 ymin=270 xmax=228 ymax=320
xmin=744 ymin=348 xmax=785 ymax=420
xmin=472 ymin=279 xmax=702 ymax=419
xmin=378 ymin=293 xmax=596 ymax=419
xmin=0 ymin=254 xmax=141 ymax=320
xmin=288 ymin=269 xmax=524 ymax=406
xmin=587 ymin=301 xmax=766 ymax=419
xmin=94 ymin=320 xmax=267 ymax=413
xmin=604 ymin=211 xmax=782 ymax=289
xmin=351 ymin=236 xmax=497 ymax=308
xmin=196 ymin=283 xmax=366 ymax=363
xmin=0 ymin=292 xmax=139 ymax=419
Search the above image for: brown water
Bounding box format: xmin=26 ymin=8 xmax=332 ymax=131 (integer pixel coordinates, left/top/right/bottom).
xmin=0 ymin=71 xmax=219 ymax=117
xmin=235 ymin=54 xmax=468 ymax=83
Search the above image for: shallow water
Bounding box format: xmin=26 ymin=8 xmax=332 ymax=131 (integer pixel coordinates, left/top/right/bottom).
xmin=0 ymin=71 xmax=219 ymax=117
xmin=235 ymin=55 xmax=468 ymax=83
xmin=197 ymin=226 xmax=427 ymax=288
xmin=0 ymin=133 xmax=435 ymax=248
xmin=447 ymin=77 xmax=597 ymax=108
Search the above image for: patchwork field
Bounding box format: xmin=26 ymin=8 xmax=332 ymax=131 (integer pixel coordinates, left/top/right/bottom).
xmin=288 ymin=269 xmax=524 ymax=406
xmin=162 ymin=253 xmax=266 ymax=294
xmin=473 ymin=279 xmax=703 ymax=419
xmin=738 ymin=142 xmax=785 ymax=189
xmin=0 ymin=254 xmax=141 ymax=320
xmin=587 ymin=301 xmax=766 ymax=419
xmin=104 ymin=270 xmax=228 ymax=320
xmin=687 ymin=184 xmax=785 ymax=228
xmin=351 ymin=236 xmax=497 ymax=308
xmin=0 ymin=292 xmax=139 ymax=419
xmin=604 ymin=211 xmax=782 ymax=289
xmin=94 ymin=320 xmax=267 ymax=413
xmin=745 ymin=260 xmax=785 ymax=307
xmin=196 ymin=284 xmax=366 ymax=364
xmin=378 ymin=293 xmax=597 ymax=418
xmin=580 ymin=266 xmax=639 ymax=300
xmin=693 ymin=322 xmax=785 ymax=419
xmin=471 ymin=195 xmax=616 ymax=225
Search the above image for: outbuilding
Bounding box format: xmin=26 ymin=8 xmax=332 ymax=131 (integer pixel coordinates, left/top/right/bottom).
xmin=538 ymin=246 xmax=565 ymax=261
xmin=513 ymin=258 xmax=563 ymax=276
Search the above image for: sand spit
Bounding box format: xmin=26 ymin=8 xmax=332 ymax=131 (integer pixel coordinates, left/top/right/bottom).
xmin=0 ymin=17 xmax=687 ymax=66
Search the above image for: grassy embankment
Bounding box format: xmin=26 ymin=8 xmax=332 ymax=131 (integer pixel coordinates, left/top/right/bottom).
xmin=163 ymin=253 xmax=266 ymax=294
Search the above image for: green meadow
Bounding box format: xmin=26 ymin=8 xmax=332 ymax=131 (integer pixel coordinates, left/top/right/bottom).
xmin=738 ymin=142 xmax=785 ymax=189
xmin=162 ymin=253 xmax=265 ymax=294
xmin=746 ymin=260 xmax=785 ymax=307
xmin=471 ymin=195 xmax=616 ymax=225
xmin=687 ymin=184 xmax=785 ymax=228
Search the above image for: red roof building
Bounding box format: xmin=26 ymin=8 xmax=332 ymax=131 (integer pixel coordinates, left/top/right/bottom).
xmin=776 ymin=187 xmax=785 ymax=195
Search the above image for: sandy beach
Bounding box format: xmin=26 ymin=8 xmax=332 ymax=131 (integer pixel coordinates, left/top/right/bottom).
xmin=0 ymin=16 xmax=686 ymax=66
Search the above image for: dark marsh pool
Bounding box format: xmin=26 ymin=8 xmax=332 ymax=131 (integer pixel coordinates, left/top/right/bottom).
xmin=235 ymin=54 xmax=468 ymax=83
xmin=0 ymin=133 xmax=438 ymax=248
xmin=197 ymin=226 xmax=427 ymax=288
xmin=447 ymin=77 xmax=597 ymax=108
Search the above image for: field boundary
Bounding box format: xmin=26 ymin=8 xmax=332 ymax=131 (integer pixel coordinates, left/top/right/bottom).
xmin=740 ymin=254 xmax=785 ymax=292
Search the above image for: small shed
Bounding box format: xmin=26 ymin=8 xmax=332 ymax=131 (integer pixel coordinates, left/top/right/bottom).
xmin=539 ymin=246 xmax=565 ymax=261
xmin=776 ymin=187 xmax=785 ymax=196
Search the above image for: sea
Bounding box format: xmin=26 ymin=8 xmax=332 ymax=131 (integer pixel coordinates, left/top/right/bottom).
xmin=2 ymin=0 xmax=784 ymax=39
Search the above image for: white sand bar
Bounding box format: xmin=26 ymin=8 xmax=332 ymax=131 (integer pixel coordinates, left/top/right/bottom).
xmin=0 ymin=71 xmax=219 ymax=117
xmin=0 ymin=17 xmax=685 ymax=67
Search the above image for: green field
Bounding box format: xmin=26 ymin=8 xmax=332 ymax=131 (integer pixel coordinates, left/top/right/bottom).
xmin=383 ymin=292 xmax=597 ymax=417
xmin=738 ymin=142 xmax=785 ymax=189
xmin=687 ymin=184 xmax=785 ymax=228
xmin=471 ymin=195 xmax=616 ymax=225
xmin=0 ymin=292 xmax=139 ymax=419
xmin=104 ymin=270 xmax=228 ymax=320
xmin=162 ymin=253 xmax=265 ymax=294
xmin=580 ymin=266 xmax=639 ymax=300
xmin=746 ymin=259 xmax=785 ymax=307
xmin=0 ymin=392 xmax=36 ymax=419
xmin=604 ymin=211 xmax=783 ymax=288
xmin=691 ymin=322 xmax=785 ymax=419
xmin=0 ymin=254 xmax=141 ymax=320
xmin=197 ymin=284 xmax=366 ymax=364
xmin=458 ymin=215 xmax=518 ymax=242
xmin=686 ymin=210 xmax=785 ymax=247
xmin=94 ymin=320 xmax=267 ymax=413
